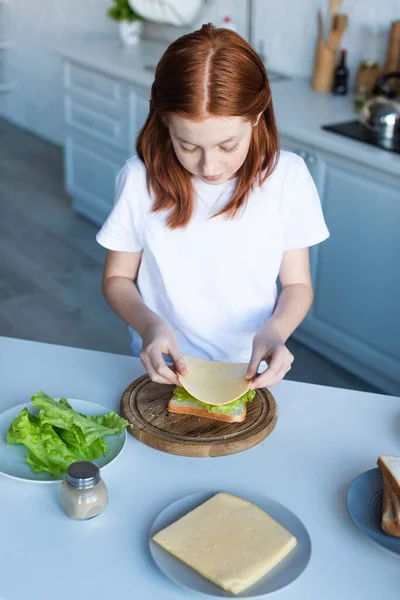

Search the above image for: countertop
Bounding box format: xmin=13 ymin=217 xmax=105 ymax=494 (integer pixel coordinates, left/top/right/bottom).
xmin=271 ymin=79 xmax=400 ymax=180
xmin=59 ymin=36 xmax=400 ymax=180
xmin=59 ymin=36 xmax=168 ymax=88
xmin=1 ymin=335 xmax=400 ymax=600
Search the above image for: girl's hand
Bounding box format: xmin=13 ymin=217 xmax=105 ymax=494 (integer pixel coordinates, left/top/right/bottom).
xmin=140 ymin=317 xmax=187 ymax=386
xmin=246 ymin=324 xmax=294 ymax=389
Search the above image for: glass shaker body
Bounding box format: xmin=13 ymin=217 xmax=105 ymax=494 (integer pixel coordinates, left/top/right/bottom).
xmin=59 ymin=461 xmax=108 ymax=520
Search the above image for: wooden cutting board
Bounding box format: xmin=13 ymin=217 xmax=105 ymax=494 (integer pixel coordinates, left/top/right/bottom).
xmin=120 ymin=375 xmax=278 ymax=457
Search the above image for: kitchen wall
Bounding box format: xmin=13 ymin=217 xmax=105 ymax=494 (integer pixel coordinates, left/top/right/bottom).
xmin=0 ymin=0 xmax=244 ymax=144
xmin=252 ymin=0 xmax=400 ymax=80
xmin=0 ymin=0 xmax=113 ymax=144
xmin=0 ymin=0 xmax=399 ymax=145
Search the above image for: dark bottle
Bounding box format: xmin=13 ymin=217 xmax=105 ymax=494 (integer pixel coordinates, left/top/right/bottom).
xmin=332 ymin=49 xmax=349 ymax=95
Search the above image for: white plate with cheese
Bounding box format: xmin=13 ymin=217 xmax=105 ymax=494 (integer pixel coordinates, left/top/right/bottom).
xmin=150 ymin=491 xmax=311 ymax=597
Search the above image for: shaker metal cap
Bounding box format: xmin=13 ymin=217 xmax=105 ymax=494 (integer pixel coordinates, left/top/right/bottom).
xmin=66 ymin=461 xmax=101 ymax=488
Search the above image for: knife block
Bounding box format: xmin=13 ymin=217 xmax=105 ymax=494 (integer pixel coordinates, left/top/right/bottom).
xmin=312 ymin=39 xmax=337 ymax=92
xmin=384 ymin=21 xmax=400 ymax=94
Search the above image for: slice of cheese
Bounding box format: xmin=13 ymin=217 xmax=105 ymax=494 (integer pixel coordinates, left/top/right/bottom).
xmin=152 ymin=492 xmax=297 ymax=595
xmin=178 ymin=355 xmax=251 ymax=406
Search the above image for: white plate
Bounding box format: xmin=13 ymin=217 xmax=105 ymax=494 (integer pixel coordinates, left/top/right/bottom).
xmin=149 ymin=491 xmax=312 ymax=597
xmin=0 ymin=399 xmax=127 ymax=483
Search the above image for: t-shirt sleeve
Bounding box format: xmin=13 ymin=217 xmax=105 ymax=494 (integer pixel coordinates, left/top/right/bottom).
xmin=96 ymin=162 xmax=144 ymax=252
xmin=283 ymin=156 xmax=330 ymax=252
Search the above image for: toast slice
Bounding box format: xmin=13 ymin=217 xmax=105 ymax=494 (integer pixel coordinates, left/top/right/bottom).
xmin=382 ymin=479 xmax=400 ymax=537
xmin=168 ymin=395 xmax=247 ymax=423
xmin=389 ymin=485 xmax=400 ymax=526
xmin=377 ymin=455 xmax=400 ymax=497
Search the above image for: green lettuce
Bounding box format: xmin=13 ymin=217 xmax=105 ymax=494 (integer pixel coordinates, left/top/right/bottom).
xmin=32 ymin=393 xmax=128 ymax=444
xmin=7 ymin=408 xmax=39 ymax=444
xmin=7 ymin=392 xmax=129 ymax=476
xmin=8 ymin=410 xmax=78 ymax=476
xmin=173 ymin=386 xmax=256 ymax=414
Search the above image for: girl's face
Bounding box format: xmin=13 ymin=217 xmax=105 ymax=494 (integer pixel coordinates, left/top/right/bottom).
xmin=168 ymin=114 xmax=254 ymax=185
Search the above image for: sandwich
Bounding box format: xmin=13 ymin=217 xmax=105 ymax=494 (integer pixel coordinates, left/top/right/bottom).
xmin=377 ymin=455 xmax=400 ymax=536
xmin=168 ymin=355 xmax=256 ymax=424
xmin=168 ymin=385 xmax=256 ymax=423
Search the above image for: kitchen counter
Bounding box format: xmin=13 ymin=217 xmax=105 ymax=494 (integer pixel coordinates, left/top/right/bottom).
xmin=59 ymin=36 xmax=400 ymax=179
xmin=1 ymin=335 xmax=400 ymax=600
xmin=271 ymin=79 xmax=400 ymax=180
xmin=58 ymin=35 xmax=167 ymax=89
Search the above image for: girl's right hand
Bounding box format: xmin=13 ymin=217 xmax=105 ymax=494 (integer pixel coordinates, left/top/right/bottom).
xmin=140 ymin=317 xmax=187 ymax=386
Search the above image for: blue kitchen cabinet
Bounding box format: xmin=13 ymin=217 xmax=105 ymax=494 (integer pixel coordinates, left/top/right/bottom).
xmin=281 ymin=135 xmax=400 ymax=395
xmin=63 ymin=60 xmax=150 ymax=226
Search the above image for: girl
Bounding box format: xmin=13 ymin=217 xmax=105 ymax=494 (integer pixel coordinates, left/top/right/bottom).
xmin=96 ymin=24 xmax=329 ymax=390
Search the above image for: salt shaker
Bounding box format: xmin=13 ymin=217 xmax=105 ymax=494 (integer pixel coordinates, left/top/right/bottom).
xmin=59 ymin=461 xmax=108 ymax=520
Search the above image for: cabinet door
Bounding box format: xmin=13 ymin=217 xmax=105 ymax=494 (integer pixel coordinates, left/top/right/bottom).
xmin=65 ymin=135 xmax=126 ymax=226
xmin=130 ymin=85 xmax=150 ymax=142
xmin=296 ymin=156 xmax=400 ymax=395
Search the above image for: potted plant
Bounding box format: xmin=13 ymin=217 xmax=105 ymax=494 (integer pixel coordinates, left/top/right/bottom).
xmin=107 ymin=0 xmax=145 ymax=46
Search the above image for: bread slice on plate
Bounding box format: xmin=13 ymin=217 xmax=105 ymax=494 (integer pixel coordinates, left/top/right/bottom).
xmin=389 ymin=485 xmax=400 ymax=527
xmin=382 ymin=479 xmax=400 ymax=537
xmin=377 ymin=455 xmax=400 ymax=497
xmin=168 ymin=395 xmax=247 ymax=423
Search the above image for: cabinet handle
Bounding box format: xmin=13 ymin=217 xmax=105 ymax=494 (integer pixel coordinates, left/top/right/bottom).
xmin=307 ymin=154 xmax=317 ymax=165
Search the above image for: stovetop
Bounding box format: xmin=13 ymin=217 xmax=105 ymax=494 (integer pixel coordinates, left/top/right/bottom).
xmin=322 ymin=120 xmax=400 ymax=154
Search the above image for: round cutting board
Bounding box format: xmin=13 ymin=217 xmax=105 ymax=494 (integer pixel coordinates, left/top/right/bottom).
xmin=120 ymin=375 xmax=277 ymax=457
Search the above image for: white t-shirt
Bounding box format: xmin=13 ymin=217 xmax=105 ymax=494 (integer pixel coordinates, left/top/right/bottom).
xmin=96 ymin=151 xmax=329 ymax=363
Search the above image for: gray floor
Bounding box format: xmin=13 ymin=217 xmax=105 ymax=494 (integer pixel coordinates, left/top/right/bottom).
xmin=0 ymin=117 xmax=379 ymax=393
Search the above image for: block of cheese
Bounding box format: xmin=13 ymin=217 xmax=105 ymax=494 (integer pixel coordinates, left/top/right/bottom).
xmin=152 ymin=492 xmax=297 ymax=595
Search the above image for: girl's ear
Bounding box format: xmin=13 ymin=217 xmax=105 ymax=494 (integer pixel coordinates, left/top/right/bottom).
xmin=253 ymin=111 xmax=263 ymax=127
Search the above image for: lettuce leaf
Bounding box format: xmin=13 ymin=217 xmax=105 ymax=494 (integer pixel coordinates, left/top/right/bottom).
xmin=7 ymin=408 xmax=39 ymax=444
xmin=9 ymin=409 xmax=78 ymax=476
xmin=32 ymin=392 xmax=128 ymax=445
xmin=6 ymin=392 xmax=129 ymax=476
xmin=58 ymin=425 xmax=109 ymax=461
xmin=173 ymin=386 xmax=256 ymax=414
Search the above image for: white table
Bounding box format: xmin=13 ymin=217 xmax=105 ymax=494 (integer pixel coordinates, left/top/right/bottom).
xmin=1 ymin=336 xmax=399 ymax=600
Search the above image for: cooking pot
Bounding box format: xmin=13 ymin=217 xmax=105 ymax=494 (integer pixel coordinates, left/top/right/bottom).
xmin=361 ymin=72 xmax=400 ymax=139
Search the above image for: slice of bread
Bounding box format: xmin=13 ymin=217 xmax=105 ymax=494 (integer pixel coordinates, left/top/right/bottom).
xmin=168 ymin=396 xmax=247 ymax=423
xmin=382 ymin=479 xmax=400 ymax=537
xmin=389 ymin=486 xmax=400 ymax=526
xmin=377 ymin=455 xmax=400 ymax=497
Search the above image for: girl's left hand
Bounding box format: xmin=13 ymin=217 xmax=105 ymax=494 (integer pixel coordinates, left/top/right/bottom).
xmin=246 ymin=324 xmax=294 ymax=389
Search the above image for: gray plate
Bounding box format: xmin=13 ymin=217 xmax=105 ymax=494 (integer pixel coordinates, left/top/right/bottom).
xmin=346 ymin=467 xmax=400 ymax=558
xmin=149 ymin=491 xmax=312 ymax=598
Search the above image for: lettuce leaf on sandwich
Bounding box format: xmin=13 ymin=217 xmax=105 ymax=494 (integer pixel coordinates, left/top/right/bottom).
xmin=173 ymin=386 xmax=256 ymax=415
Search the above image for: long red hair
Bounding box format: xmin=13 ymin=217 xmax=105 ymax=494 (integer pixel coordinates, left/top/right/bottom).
xmin=136 ymin=23 xmax=279 ymax=229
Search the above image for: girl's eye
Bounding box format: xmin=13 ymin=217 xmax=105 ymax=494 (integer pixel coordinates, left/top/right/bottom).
xmin=220 ymin=144 xmax=239 ymax=153
xmin=180 ymin=145 xmax=197 ymax=153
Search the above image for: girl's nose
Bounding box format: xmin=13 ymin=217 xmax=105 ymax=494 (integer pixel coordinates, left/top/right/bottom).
xmin=200 ymin=152 xmax=220 ymax=177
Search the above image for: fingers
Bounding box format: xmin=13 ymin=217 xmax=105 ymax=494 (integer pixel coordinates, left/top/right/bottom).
xmin=169 ymin=341 xmax=187 ymax=377
xmin=251 ymin=348 xmax=294 ymax=389
xmin=246 ymin=346 xmax=265 ymax=380
xmin=140 ymin=347 xmax=180 ymax=386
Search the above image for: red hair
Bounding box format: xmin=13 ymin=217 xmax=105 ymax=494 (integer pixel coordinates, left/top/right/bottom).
xmin=136 ymin=23 xmax=279 ymax=229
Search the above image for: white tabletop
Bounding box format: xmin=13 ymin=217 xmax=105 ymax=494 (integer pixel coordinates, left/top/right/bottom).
xmin=1 ymin=336 xmax=399 ymax=600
